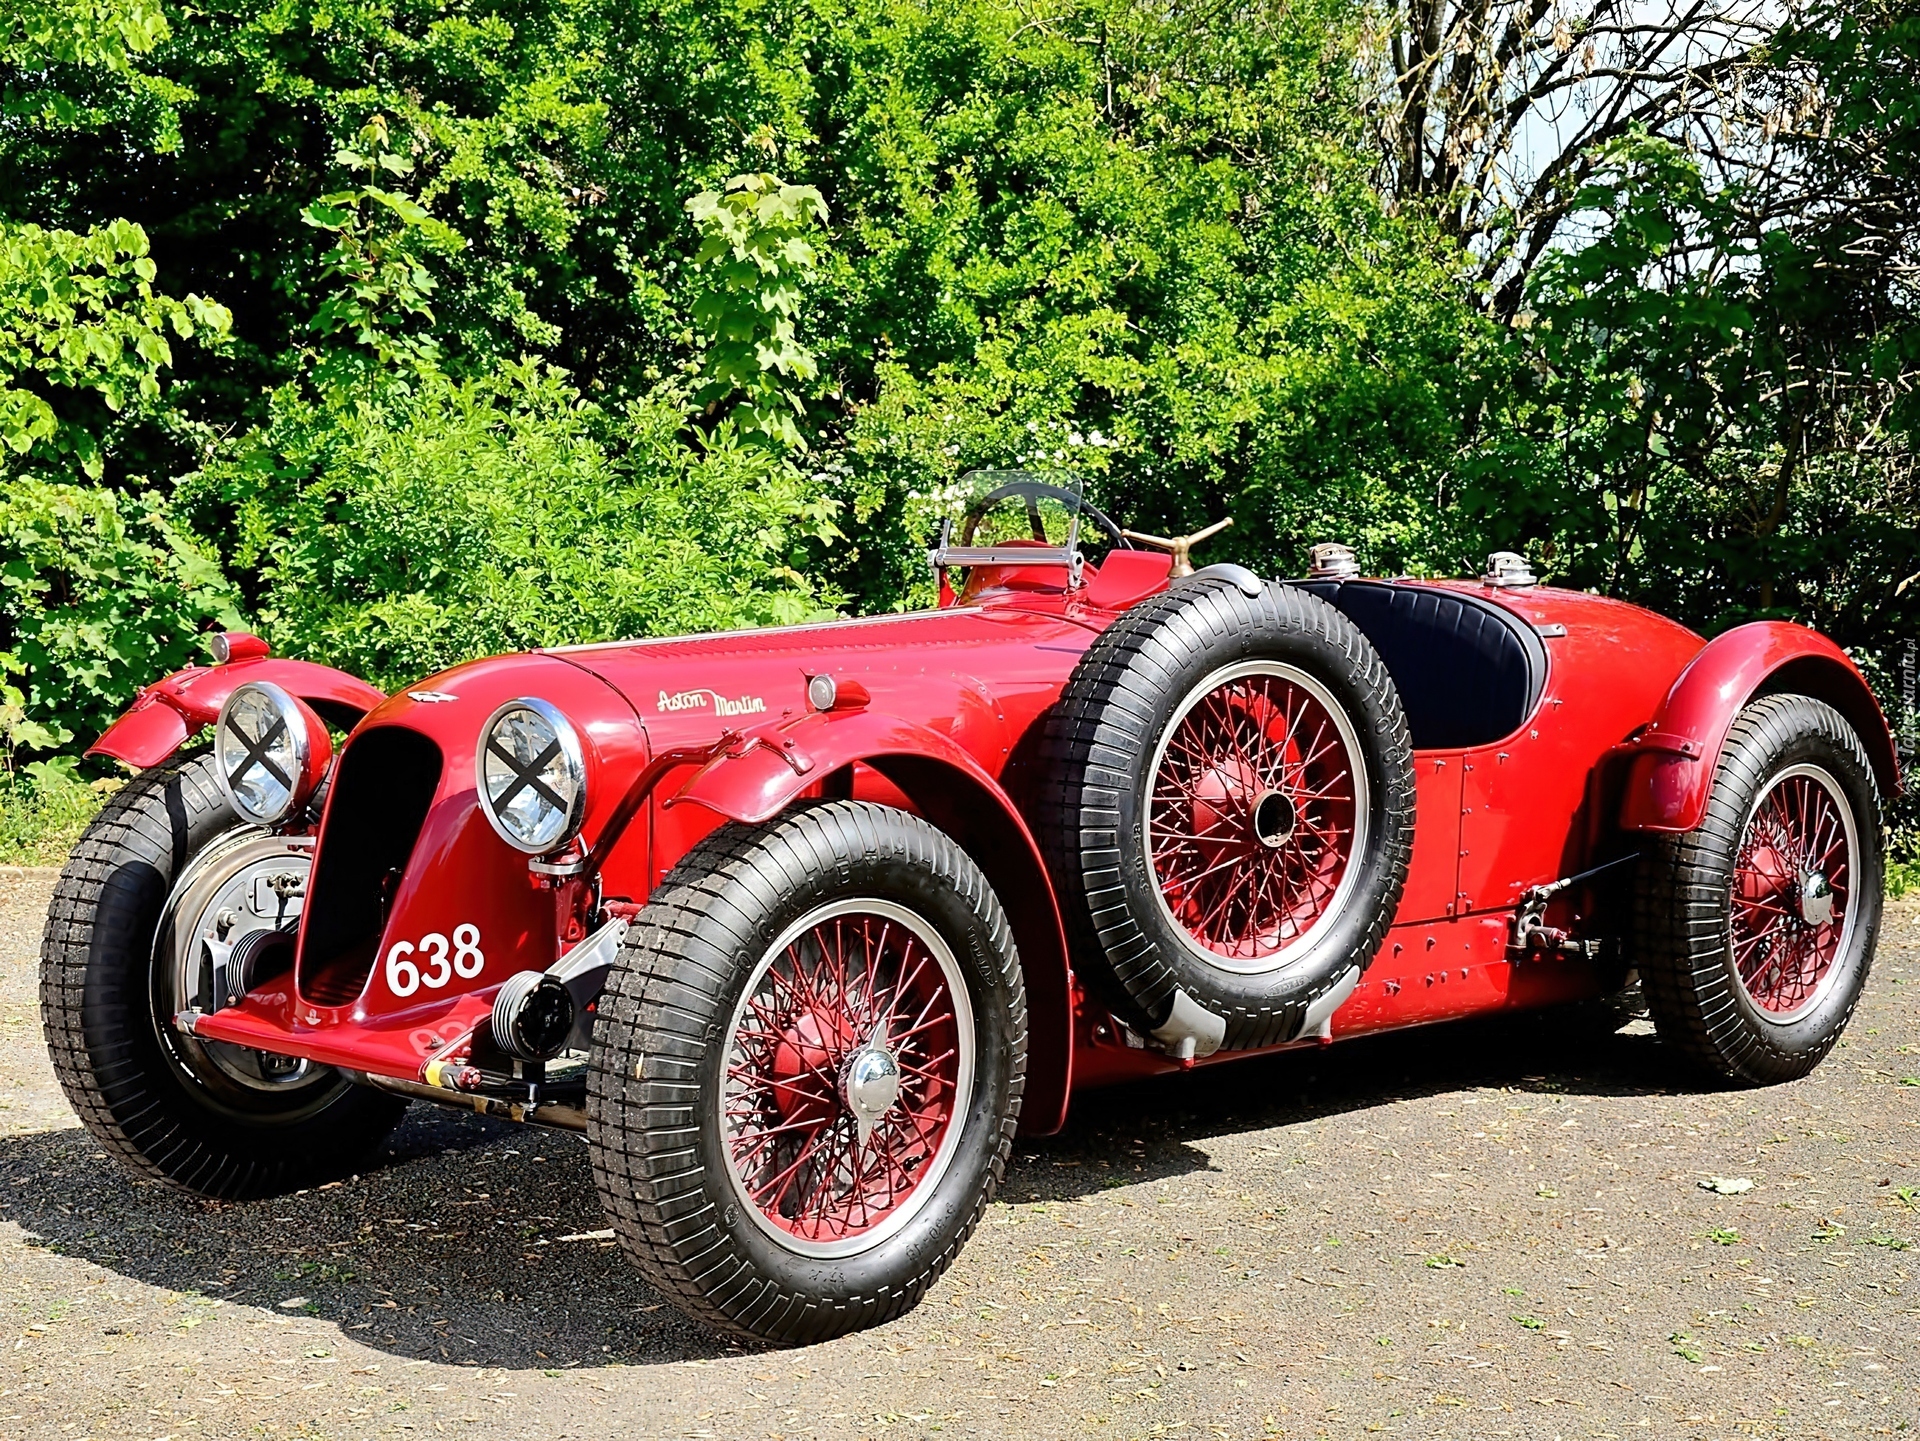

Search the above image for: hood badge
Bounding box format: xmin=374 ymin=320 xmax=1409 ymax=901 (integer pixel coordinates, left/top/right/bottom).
xmin=658 ymin=687 xmax=768 ymax=719
xmin=407 ymin=690 xmax=459 ymax=704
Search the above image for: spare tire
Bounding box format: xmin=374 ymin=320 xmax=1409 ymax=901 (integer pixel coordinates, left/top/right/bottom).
xmin=1039 ymin=574 xmax=1415 ymax=1054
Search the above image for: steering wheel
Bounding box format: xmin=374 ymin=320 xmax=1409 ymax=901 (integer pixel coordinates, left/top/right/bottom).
xmin=957 ymin=480 xmax=1131 ymax=552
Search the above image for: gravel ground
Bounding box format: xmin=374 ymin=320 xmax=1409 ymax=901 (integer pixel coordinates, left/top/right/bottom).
xmin=1 ymin=864 xmax=1915 ymax=1440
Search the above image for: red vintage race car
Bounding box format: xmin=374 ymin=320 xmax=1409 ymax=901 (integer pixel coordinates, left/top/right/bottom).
xmin=41 ymin=473 xmax=1897 ymax=1345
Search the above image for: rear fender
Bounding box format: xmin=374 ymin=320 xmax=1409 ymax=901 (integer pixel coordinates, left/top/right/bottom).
xmin=669 ymin=708 xmax=1076 ymax=1136
xmin=1618 ymin=622 xmax=1899 ymax=834
xmin=87 ymin=656 xmax=387 ymax=769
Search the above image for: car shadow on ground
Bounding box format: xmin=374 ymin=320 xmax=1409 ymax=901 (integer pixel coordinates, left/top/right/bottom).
xmin=1005 ymin=998 xmax=1704 ymax=1202
xmin=0 ymin=1002 xmax=1706 ymax=1369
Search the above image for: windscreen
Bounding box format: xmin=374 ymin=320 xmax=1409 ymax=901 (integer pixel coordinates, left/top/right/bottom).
xmin=932 ymin=470 xmax=1086 ymax=575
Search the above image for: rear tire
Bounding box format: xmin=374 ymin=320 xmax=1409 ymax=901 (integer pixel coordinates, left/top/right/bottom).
xmin=588 ymin=801 xmax=1026 ymax=1345
xmin=39 ymin=750 xmax=406 ymax=1200
xmin=1635 ymin=694 xmax=1884 ymax=1084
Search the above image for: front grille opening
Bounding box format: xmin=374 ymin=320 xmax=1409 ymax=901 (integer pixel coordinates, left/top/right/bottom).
xmin=298 ymin=726 xmax=443 ymax=1007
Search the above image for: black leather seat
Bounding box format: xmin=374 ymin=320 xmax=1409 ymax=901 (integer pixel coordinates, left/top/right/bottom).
xmin=1297 ymin=580 xmax=1546 ymax=749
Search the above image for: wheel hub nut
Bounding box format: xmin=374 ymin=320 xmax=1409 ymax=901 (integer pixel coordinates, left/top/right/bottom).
xmin=841 ymin=1043 xmax=902 ymax=1145
xmin=1252 ymin=788 xmax=1296 ymax=848
xmin=1798 ymin=871 xmax=1834 ymax=927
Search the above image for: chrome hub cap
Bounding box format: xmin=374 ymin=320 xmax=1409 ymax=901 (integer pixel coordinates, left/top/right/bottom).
xmin=840 ymin=1035 xmax=903 ymax=1146
xmin=1798 ymin=871 xmax=1835 ymax=928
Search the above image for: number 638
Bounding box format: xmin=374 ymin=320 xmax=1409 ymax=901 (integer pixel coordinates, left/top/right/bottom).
xmin=386 ymin=924 xmax=484 ymax=997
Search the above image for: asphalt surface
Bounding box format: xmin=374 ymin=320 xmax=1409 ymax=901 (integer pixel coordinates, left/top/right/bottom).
xmin=0 ymin=864 xmax=1915 ymax=1440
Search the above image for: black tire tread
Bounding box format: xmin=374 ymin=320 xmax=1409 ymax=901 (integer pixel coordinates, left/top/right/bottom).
xmin=1036 ymin=577 xmax=1415 ymax=1048
xmin=587 ymin=801 xmax=1027 ymax=1345
xmin=39 ymin=750 xmax=404 ymax=1199
xmin=1635 ymin=694 xmax=1884 ymax=1085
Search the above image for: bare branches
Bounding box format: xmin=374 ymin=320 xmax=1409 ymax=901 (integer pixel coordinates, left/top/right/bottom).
xmin=1759 ymin=0 xmax=1920 ymax=300
xmin=1359 ymin=0 xmax=1777 ymax=310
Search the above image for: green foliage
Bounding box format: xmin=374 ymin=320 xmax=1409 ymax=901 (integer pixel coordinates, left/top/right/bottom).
xmin=0 ymin=762 xmax=116 ymax=865
xmin=0 ymin=0 xmax=1910 ymax=902
xmin=1768 ymin=0 xmax=1920 ymax=862
xmin=0 ymin=218 xmax=229 ymax=478
xmin=3 ymin=0 xmax=168 ymax=71
xmin=729 ymin=0 xmax=1487 ymax=601
xmin=6 ymin=0 xmax=1465 ymax=609
xmin=0 ymin=651 xmax=69 ymax=759
xmin=184 ymin=362 xmax=838 ymax=691
xmin=0 ymin=2 xmax=233 ymax=799
xmin=0 ymin=477 xmax=239 ymax=752
xmin=1477 ymin=124 xmax=1918 ymax=862
xmin=1890 ymin=858 xmax=1920 ymax=900
xmin=687 ymin=174 xmax=829 ymax=450
xmin=301 ymin=116 xmax=467 ymax=384
xmin=1493 ymin=132 xmax=1915 ymax=648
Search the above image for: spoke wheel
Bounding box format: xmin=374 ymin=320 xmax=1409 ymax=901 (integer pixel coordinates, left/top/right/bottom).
xmin=1728 ymin=764 xmax=1856 ymax=1023
xmin=1636 ymin=693 xmax=1885 ymax=1085
xmin=720 ymin=900 xmax=975 ymax=1258
xmin=588 ymin=801 xmax=1026 ymax=1345
xmin=1038 ymin=576 xmax=1413 ymax=1052
xmin=1146 ymin=660 xmax=1369 ymax=974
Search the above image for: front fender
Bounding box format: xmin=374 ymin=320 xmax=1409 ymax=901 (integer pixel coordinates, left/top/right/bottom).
xmin=1619 ymin=621 xmax=1900 ymax=834
xmin=670 ymin=708 xmax=1077 ymax=1136
xmin=666 ymin=708 xmax=997 ymax=826
xmin=87 ymin=656 xmax=387 ymax=770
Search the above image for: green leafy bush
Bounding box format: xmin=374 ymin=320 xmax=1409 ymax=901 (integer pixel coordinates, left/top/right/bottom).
xmin=184 ymin=363 xmax=840 ymax=691
xmin=0 ymin=477 xmax=239 ymax=754
xmin=300 ymin=114 xmax=468 ymax=385
xmin=4 ymin=0 xmax=170 ymax=71
xmin=0 ymin=217 xmax=230 ymax=479
xmin=687 ymin=173 xmax=829 ymax=450
xmin=0 ymin=762 xmax=117 ymax=865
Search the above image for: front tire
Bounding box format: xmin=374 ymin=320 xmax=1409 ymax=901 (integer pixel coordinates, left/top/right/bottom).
xmin=1635 ymin=694 xmax=1885 ymax=1084
xmin=587 ymin=802 xmax=1026 ymax=1345
xmin=40 ymin=750 xmax=406 ymax=1199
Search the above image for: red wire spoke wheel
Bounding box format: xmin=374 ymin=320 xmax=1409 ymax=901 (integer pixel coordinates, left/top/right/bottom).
xmin=1039 ymin=577 xmax=1413 ymax=1054
xmin=1145 ymin=660 xmax=1368 ymax=971
xmin=1728 ymin=764 xmax=1857 ymax=1021
xmin=719 ymin=899 xmax=974 ymax=1257
xmin=589 ymin=801 xmax=1025 ymax=1345
xmin=1637 ymin=694 xmax=1885 ymax=1085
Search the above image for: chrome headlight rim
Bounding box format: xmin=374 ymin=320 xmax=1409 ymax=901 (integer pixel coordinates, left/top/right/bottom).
xmin=215 ymin=681 xmax=320 ymax=826
xmin=475 ymin=697 xmax=589 ymax=855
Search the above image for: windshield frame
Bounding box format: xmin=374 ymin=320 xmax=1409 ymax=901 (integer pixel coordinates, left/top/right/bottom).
xmin=928 ymin=470 xmax=1089 ymax=588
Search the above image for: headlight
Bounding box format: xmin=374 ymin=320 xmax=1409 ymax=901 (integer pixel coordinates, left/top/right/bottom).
xmin=215 ymin=681 xmax=329 ymax=825
xmin=476 ymin=698 xmax=588 ymax=854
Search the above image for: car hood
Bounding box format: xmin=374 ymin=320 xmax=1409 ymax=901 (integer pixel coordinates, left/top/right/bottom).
xmin=540 ymin=603 xmax=1100 ymax=767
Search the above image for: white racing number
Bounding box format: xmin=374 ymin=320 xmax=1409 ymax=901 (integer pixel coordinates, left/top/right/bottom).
xmin=386 ymin=923 xmax=485 ymax=998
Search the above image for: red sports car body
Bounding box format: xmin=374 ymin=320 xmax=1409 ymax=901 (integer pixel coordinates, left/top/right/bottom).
xmin=54 ymin=475 xmax=1897 ymax=1343
xmin=86 ymin=545 xmax=1896 ymax=1135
